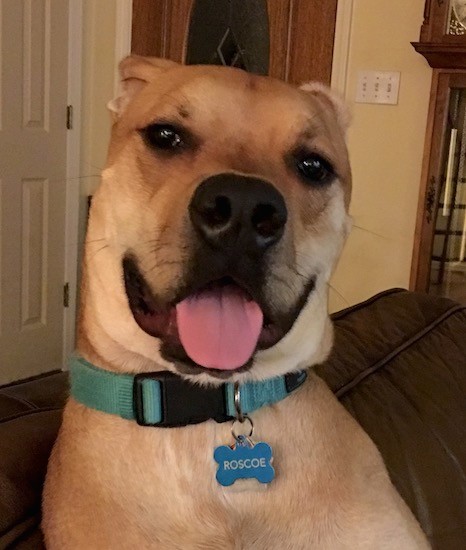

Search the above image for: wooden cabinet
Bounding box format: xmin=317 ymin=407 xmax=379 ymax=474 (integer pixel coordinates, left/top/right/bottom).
xmin=412 ymin=2 xmax=466 ymax=303
xmin=130 ymin=0 xmax=338 ymax=85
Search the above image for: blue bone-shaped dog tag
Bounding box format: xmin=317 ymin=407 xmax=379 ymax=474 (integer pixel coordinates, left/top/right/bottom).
xmin=214 ymin=440 xmax=275 ymax=486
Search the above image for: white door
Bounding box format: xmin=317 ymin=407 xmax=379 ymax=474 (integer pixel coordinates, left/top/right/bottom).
xmin=0 ymin=0 xmax=69 ymax=384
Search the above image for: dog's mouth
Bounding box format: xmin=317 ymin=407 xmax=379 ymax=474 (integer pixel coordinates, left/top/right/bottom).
xmin=122 ymin=257 xmax=300 ymax=375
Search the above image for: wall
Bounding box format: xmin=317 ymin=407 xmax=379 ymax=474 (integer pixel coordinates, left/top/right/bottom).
xmin=329 ymin=0 xmax=432 ymax=311
xmin=79 ymin=0 xmax=118 ymax=242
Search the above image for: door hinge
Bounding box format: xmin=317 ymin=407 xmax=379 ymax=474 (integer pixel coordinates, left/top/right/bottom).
xmin=66 ymin=105 xmax=73 ymax=130
xmin=63 ymin=283 xmax=70 ymax=308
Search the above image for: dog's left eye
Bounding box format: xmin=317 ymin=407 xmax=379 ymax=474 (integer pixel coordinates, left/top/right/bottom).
xmin=296 ymin=154 xmax=334 ymax=185
xmin=140 ymin=124 xmax=184 ymax=151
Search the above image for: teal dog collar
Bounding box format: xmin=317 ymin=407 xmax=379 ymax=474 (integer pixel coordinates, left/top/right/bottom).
xmin=70 ymin=357 xmax=307 ymax=428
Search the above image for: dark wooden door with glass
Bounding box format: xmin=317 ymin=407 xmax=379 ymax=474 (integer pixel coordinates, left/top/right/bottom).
xmin=131 ymin=0 xmax=338 ymax=85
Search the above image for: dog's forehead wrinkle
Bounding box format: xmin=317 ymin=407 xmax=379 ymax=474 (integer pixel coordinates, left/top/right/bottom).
xmin=301 ymin=112 xmax=322 ymax=134
xmin=155 ymin=87 xmax=191 ymax=107
xmin=168 ymin=75 xmax=303 ymax=124
xmin=129 ymin=89 xmax=194 ymax=130
xmin=300 ymin=123 xmax=327 ymax=144
xmin=177 ymin=104 xmax=190 ymax=119
xmin=297 ymin=125 xmax=339 ymax=158
xmin=295 ymin=111 xmax=347 ymax=158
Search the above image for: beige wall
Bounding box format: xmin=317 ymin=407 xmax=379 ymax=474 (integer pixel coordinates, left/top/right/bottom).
xmin=79 ymin=0 xmax=117 ymax=232
xmin=77 ymin=0 xmax=118 ymax=270
xmin=329 ymin=0 xmax=432 ymax=311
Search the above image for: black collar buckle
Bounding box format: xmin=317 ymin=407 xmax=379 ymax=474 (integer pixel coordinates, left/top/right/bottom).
xmin=133 ymin=371 xmax=232 ymax=428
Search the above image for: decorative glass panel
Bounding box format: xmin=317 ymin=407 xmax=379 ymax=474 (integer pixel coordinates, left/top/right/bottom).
xmin=448 ymin=0 xmax=466 ymax=35
xmin=186 ymin=0 xmax=270 ymax=75
xmin=429 ymin=89 xmax=466 ymax=304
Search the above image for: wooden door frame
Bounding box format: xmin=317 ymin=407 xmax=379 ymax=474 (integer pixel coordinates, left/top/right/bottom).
xmin=63 ymin=0 xmax=83 ymax=363
xmin=410 ymin=70 xmax=466 ymax=292
xmin=114 ymin=0 xmax=134 ymax=95
xmin=331 ymin=0 xmax=353 ymax=95
xmin=131 ymin=0 xmax=338 ymax=85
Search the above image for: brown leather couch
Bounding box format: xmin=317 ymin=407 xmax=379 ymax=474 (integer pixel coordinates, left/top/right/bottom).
xmin=1 ymin=289 xmax=465 ymax=549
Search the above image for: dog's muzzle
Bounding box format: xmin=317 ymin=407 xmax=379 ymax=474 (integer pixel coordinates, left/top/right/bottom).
xmin=123 ymin=173 xmax=316 ymax=377
xmin=189 ymin=173 xmax=287 ymax=256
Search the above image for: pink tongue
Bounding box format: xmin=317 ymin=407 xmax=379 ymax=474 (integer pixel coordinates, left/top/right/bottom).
xmin=176 ymin=286 xmax=263 ymax=370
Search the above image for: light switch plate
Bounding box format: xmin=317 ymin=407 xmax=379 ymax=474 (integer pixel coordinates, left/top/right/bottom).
xmin=355 ymin=71 xmax=401 ymax=105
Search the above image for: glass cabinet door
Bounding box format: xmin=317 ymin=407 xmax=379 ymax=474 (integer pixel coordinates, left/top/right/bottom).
xmin=429 ymin=87 xmax=466 ymax=303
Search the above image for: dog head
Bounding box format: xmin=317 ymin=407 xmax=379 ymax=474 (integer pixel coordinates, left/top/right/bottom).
xmin=81 ymin=56 xmax=351 ymax=384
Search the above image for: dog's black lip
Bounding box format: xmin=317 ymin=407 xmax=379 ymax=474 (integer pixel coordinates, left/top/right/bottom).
xmin=122 ymin=255 xmax=316 ymax=376
xmin=178 ymin=275 xmax=254 ymax=305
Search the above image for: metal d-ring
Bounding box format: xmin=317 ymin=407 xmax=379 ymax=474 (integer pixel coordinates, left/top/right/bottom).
xmin=234 ymin=382 xmax=244 ymax=422
xmin=232 ymin=382 xmax=253 ymax=442
xmin=231 ymin=415 xmax=254 ymax=442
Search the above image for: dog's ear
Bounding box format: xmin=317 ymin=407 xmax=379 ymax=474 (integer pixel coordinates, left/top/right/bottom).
xmin=299 ymin=82 xmax=351 ymax=134
xmin=108 ymin=55 xmax=179 ymax=118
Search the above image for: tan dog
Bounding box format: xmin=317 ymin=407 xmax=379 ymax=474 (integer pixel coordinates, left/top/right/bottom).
xmin=42 ymin=56 xmax=429 ymax=549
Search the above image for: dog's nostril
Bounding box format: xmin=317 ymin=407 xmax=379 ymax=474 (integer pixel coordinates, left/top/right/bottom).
xmin=202 ymin=195 xmax=232 ymax=228
xmin=252 ymin=203 xmax=286 ymax=239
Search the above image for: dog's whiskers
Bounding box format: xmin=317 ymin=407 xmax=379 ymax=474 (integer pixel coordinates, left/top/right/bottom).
xmin=87 ymin=244 xmax=109 ymax=261
xmin=269 ymin=271 xmax=302 ymax=297
xmin=142 ymin=238 xmax=163 ymax=246
xmin=84 ymin=238 xmax=107 ymax=245
xmin=150 ymin=241 xmax=190 ymax=258
xmin=294 ymin=252 xmax=317 ymax=274
xmin=151 ymin=243 xmax=172 ymax=256
xmin=145 ymin=259 xmax=184 ymax=275
xmin=289 ymin=253 xmax=350 ymax=306
xmin=351 ymin=224 xmax=389 ymax=241
xmin=291 ymin=264 xmax=308 ymax=279
xmin=326 ymin=282 xmax=350 ymax=306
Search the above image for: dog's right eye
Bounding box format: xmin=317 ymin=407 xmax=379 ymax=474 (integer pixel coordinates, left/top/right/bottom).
xmin=140 ymin=124 xmax=184 ymax=151
xmin=295 ymin=153 xmax=335 ymax=185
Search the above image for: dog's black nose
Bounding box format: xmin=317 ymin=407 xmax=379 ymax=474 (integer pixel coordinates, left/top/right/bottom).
xmin=189 ymin=173 xmax=287 ymax=254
